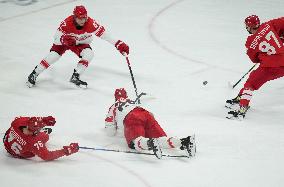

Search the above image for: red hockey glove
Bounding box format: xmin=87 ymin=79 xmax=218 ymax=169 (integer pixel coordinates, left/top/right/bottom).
xmin=63 ymin=143 xmax=79 ymax=156
xmin=115 ymin=40 xmax=129 ymax=56
xmin=60 ymin=35 xmax=76 ymax=46
xmin=42 ymin=116 xmax=56 ymax=126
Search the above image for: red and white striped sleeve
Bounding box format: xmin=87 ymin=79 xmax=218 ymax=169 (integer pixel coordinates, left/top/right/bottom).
xmin=92 ymin=19 xmax=105 ymax=37
xmin=105 ymin=104 xmax=117 ymax=136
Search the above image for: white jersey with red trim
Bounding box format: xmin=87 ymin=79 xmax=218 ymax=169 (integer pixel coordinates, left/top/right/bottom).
xmin=104 ymin=100 xmax=139 ymax=136
xmin=53 ymin=15 xmax=117 ymax=46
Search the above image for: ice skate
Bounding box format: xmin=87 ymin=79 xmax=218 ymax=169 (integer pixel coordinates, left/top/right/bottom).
xmin=147 ymin=138 xmax=162 ymax=159
xmin=226 ymin=105 xmax=250 ymax=120
xmin=26 ymin=70 xmax=38 ymax=88
xmin=225 ymin=95 xmax=241 ymax=109
xmin=70 ymin=69 xmax=88 ymax=89
xmin=180 ymin=135 xmax=196 ymax=157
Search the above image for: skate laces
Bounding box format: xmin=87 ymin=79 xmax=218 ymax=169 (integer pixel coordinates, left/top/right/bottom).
xmin=239 ymin=105 xmax=249 ymax=114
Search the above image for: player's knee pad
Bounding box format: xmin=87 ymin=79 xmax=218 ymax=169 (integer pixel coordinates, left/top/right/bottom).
xmin=80 ymin=48 xmax=94 ymax=62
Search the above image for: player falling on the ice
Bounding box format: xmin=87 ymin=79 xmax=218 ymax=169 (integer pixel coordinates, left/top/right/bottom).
xmin=3 ymin=116 xmax=79 ymax=161
xmin=26 ymin=5 xmax=129 ymax=88
xmin=104 ymin=88 xmax=196 ymax=159
xmin=226 ymin=15 xmax=284 ymax=119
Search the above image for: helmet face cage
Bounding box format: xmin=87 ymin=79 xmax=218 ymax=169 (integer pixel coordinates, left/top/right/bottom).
xmin=245 ymin=15 xmax=260 ymax=28
xmin=73 ymin=5 xmax=88 ymax=19
xmin=115 ymin=88 xmax=128 ymax=101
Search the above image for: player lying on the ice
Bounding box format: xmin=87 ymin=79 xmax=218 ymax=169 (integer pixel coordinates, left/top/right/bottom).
xmin=104 ymin=88 xmax=196 ymax=159
xmin=226 ymin=15 xmax=284 ymax=119
xmin=3 ymin=116 xmax=79 ymax=161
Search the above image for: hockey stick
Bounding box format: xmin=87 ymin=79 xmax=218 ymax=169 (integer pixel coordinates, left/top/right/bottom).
xmin=229 ymin=64 xmax=257 ymax=89
xmin=125 ymin=56 xmax=141 ymax=104
xmin=79 ymin=146 xmax=188 ymax=158
xmin=117 ymin=92 xmax=146 ymax=111
xmin=134 ymin=92 xmax=146 ymax=103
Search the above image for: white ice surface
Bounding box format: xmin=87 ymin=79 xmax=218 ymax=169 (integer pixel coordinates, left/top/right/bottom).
xmin=1 ymin=0 xmax=284 ymax=187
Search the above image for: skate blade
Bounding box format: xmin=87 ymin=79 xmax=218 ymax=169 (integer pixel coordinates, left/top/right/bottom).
xmin=189 ymin=145 xmax=196 ymax=157
xmin=70 ymin=82 xmax=88 ymax=89
xmin=26 ymin=81 xmax=35 ymax=88
xmin=225 ymin=104 xmax=237 ymax=110
xmin=226 ymin=115 xmax=244 ymax=121
xmin=189 ymin=135 xmax=196 ymax=157
xmin=225 ymin=102 xmax=242 ymax=111
xmin=78 ymin=84 xmax=88 ymax=89
xmin=225 ymin=103 xmax=233 ymax=109
xmin=155 ymin=151 xmax=163 ymax=159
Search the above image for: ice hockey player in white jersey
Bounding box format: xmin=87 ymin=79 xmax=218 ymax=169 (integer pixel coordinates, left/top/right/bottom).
xmin=104 ymin=88 xmax=196 ymax=159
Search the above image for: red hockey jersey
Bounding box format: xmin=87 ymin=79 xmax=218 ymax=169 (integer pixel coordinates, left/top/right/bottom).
xmin=3 ymin=117 xmax=66 ymax=161
xmin=53 ymin=16 xmax=106 ymax=46
xmin=245 ymin=17 xmax=284 ymax=67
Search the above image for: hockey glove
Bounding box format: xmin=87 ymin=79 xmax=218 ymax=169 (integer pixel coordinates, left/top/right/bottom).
xmin=115 ymin=40 xmax=129 ymax=56
xmin=42 ymin=116 xmax=56 ymax=126
xmin=63 ymin=143 xmax=79 ymax=156
xmin=60 ymin=35 xmax=76 ymax=46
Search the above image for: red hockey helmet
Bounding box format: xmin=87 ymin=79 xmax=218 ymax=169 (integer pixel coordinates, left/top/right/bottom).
xmin=115 ymin=88 xmax=128 ymax=101
xmin=27 ymin=117 xmax=46 ymax=133
xmin=245 ymin=15 xmax=260 ymax=28
xmin=73 ymin=5 xmax=87 ymax=19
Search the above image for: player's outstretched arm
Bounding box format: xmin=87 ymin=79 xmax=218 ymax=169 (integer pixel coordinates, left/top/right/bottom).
xmin=32 ymin=142 xmax=79 ymax=161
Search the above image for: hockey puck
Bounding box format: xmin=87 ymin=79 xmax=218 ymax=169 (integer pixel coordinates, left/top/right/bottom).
xmin=203 ymin=81 xmax=208 ymax=85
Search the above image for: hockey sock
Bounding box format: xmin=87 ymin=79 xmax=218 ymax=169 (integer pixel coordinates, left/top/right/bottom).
xmin=133 ymin=136 xmax=151 ymax=151
xmin=239 ymin=88 xmax=253 ymax=106
xmin=35 ymin=60 xmax=49 ymax=75
xmin=36 ymin=51 xmax=61 ymax=74
xmin=157 ymin=136 xmax=181 ymax=149
xmin=75 ymin=60 xmax=89 ymax=75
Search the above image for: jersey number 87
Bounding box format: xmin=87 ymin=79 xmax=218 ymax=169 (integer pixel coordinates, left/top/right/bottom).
xmin=259 ymin=31 xmax=282 ymax=55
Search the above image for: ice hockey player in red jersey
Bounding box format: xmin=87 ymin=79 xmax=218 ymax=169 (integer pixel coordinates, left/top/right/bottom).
xmin=104 ymin=88 xmax=196 ymax=159
xmin=26 ymin=5 xmax=129 ymax=88
xmin=226 ymin=15 xmax=284 ymax=119
xmin=3 ymin=116 xmax=79 ymax=161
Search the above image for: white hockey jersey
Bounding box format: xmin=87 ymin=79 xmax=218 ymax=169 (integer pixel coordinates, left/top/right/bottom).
xmin=104 ymin=99 xmax=140 ymax=136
